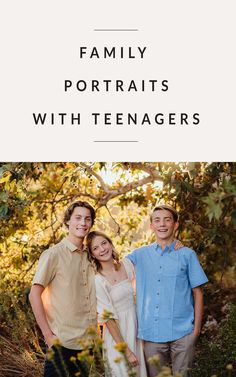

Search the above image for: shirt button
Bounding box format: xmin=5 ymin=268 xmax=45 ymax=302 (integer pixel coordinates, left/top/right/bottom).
xmin=157 ymin=292 xmax=159 ymax=295
xmin=158 ymin=279 xmax=160 ymax=282
xmin=156 ymin=305 xmax=158 ymax=308
xmin=155 ymin=319 xmax=158 ymax=321
xmin=160 ymin=266 xmax=162 ymax=269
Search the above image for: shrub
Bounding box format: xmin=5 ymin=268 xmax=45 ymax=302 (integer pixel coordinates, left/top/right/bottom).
xmin=190 ymin=303 xmax=236 ymax=377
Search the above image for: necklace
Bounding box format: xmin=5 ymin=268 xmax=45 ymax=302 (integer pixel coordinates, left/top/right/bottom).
xmin=101 ymin=270 xmax=119 ymax=284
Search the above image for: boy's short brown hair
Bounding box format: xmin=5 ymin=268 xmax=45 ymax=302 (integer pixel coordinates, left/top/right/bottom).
xmin=63 ymin=201 xmax=96 ymax=227
xmin=150 ymin=204 xmax=179 ymax=223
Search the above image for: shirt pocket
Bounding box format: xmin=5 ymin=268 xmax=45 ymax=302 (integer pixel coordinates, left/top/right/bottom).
xmin=177 ymin=264 xmax=188 ymax=278
xmin=162 ymin=260 xmax=187 ymax=277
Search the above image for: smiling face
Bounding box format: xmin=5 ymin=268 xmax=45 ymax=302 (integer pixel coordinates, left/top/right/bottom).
xmin=66 ymin=206 xmax=93 ymax=242
xmin=150 ymin=209 xmax=179 ymax=244
xmin=90 ymin=235 xmax=113 ymax=263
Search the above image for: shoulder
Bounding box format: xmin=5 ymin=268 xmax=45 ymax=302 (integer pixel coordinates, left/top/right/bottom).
xmin=137 ymin=242 xmax=155 ymax=252
xmin=39 ymin=241 xmax=63 ymax=260
xmin=94 ymin=274 xmax=111 ymax=294
xmin=126 ymin=243 xmax=155 ymax=264
xmin=132 ymin=242 xmax=155 ymax=255
xmin=127 ymin=242 xmax=156 ymax=260
xmin=122 ymin=257 xmax=133 ymax=268
xmin=33 ymin=242 xmax=63 ymax=286
xmin=177 ymin=246 xmax=196 ymax=257
xmin=37 ymin=241 xmax=67 ymax=270
xmin=94 ymin=273 xmax=103 ymax=284
xmin=177 ymin=247 xmax=205 ymax=268
xmin=95 ymin=273 xmax=108 ymax=289
xmin=122 ymin=258 xmax=135 ymax=277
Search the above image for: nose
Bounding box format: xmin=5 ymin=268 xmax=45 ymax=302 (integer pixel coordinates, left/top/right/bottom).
xmin=79 ymin=217 xmax=86 ymax=225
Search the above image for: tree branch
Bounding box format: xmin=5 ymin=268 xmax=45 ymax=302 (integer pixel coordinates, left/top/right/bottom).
xmin=79 ymin=163 xmax=110 ymax=193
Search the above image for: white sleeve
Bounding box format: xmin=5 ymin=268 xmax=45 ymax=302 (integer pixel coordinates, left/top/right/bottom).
xmin=95 ymin=276 xmax=119 ymax=324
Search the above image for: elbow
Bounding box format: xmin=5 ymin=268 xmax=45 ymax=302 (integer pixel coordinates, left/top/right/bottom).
xmin=28 ymin=287 xmax=34 ymax=306
xmin=29 ymin=284 xmax=43 ymax=306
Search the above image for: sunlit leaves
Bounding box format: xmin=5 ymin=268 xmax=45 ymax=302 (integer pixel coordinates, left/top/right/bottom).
xmin=0 ymin=161 xmax=235 ymax=291
xmin=202 ymin=192 xmax=224 ymax=221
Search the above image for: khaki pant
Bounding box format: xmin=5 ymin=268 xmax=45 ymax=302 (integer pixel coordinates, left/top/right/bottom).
xmin=144 ymin=332 xmax=197 ymax=377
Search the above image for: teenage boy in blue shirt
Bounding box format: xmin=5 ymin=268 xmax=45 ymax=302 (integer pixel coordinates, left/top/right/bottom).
xmin=126 ymin=204 xmax=208 ymax=377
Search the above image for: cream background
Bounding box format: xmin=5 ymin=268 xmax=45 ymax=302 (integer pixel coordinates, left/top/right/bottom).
xmin=1 ymin=1 xmax=235 ymax=161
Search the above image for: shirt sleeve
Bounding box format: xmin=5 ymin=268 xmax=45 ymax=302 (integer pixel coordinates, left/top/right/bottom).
xmin=125 ymin=249 xmax=137 ymax=265
xmin=95 ymin=276 xmax=119 ymax=324
xmin=188 ymin=251 xmax=208 ymax=288
xmin=122 ymin=258 xmax=135 ymax=281
xmin=32 ymin=249 xmax=57 ymax=287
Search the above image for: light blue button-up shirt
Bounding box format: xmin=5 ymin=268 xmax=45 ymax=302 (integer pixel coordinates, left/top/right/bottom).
xmin=126 ymin=241 xmax=208 ymax=342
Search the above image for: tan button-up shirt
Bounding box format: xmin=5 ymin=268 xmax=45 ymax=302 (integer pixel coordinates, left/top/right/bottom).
xmin=32 ymin=238 xmax=97 ymax=350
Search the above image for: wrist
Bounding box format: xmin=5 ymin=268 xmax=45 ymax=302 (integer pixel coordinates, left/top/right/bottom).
xmin=193 ymin=328 xmax=201 ymax=336
xmin=125 ymin=349 xmax=132 ymax=357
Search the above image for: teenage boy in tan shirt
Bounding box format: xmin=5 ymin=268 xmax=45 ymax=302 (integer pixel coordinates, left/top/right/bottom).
xmin=29 ymin=201 xmax=97 ymax=377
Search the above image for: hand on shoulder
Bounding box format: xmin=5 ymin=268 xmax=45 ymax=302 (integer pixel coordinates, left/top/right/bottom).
xmin=174 ymin=239 xmax=184 ymax=250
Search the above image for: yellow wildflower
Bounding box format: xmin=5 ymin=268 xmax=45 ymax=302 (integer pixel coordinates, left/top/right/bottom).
xmin=114 ymin=357 xmax=123 ymax=363
xmin=102 ymin=309 xmax=115 ymax=321
xmin=47 ymin=348 xmax=55 ymax=361
xmin=114 ymin=342 xmax=128 ymax=354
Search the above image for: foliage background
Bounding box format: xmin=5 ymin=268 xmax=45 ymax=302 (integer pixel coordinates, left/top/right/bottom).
xmin=0 ymin=162 xmax=235 ymax=376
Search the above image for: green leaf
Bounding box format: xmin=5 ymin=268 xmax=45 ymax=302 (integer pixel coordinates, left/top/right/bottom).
xmin=0 ymin=203 xmax=9 ymax=219
xmin=202 ymin=193 xmax=223 ymax=221
xmin=232 ymin=211 xmax=236 ymax=229
xmin=0 ymin=191 xmax=9 ymax=202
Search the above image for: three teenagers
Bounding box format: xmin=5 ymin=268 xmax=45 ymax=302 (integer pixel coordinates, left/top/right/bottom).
xmin=30 ymin=201 xmax=208 ymax=377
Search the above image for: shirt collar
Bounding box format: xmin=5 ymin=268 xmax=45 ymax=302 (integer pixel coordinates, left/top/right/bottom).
xmin=155 ymin=239 xmax=176 ymax=253
xmin=61 ymin=237 xmax=86 ymax=253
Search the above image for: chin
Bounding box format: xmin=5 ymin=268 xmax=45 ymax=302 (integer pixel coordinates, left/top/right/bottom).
xmin=75 ymin=232 xmax=87 ymax=238
xmin=157 ymin=234 xmax=168 ymax=239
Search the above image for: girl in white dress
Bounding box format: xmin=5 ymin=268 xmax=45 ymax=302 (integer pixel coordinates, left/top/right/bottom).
xmin=87 ymin=231 xmax=147 ymax=377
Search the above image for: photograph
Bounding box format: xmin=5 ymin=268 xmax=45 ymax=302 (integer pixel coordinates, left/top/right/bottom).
xmin=0 ymin=162 xmax=235 ymax=377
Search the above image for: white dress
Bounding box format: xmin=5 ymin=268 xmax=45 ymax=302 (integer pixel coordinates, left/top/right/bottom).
xmin=95 ymin=258 xmax=147 ymax=377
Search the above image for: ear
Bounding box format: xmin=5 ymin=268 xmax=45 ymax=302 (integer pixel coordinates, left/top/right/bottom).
xmin=174 ymin=221 xmax=179 ymax=232
xmin=150 ymin=222 xmax=154 ymax=232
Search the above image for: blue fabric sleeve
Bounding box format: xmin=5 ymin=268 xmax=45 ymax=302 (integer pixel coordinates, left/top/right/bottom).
xmin=188 ymin=251 xmax=208 ymax=288
xmin=125 ymin=250 xmax=137 ymax=265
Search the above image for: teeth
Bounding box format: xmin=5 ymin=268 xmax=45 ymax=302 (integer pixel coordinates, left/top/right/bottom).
xmin=100 ymin=251 xmax=109 ymax=256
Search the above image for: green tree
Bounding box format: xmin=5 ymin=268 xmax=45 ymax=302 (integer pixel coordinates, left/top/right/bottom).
xmin=0 ymin=162 xmax=235 ymax=376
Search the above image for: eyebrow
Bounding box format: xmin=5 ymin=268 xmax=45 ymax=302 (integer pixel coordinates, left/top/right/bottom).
xmin=153 ymin=216 xmax=172 ymax=220
xmin=75 ymin=215 xmax=91 ymax=218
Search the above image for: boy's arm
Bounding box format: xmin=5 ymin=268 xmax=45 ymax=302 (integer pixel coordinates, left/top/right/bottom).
xmin=192 ymin=286 xmax=204 ymax=336
xmin=29 ymin=284 xmax=58 ymax=347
